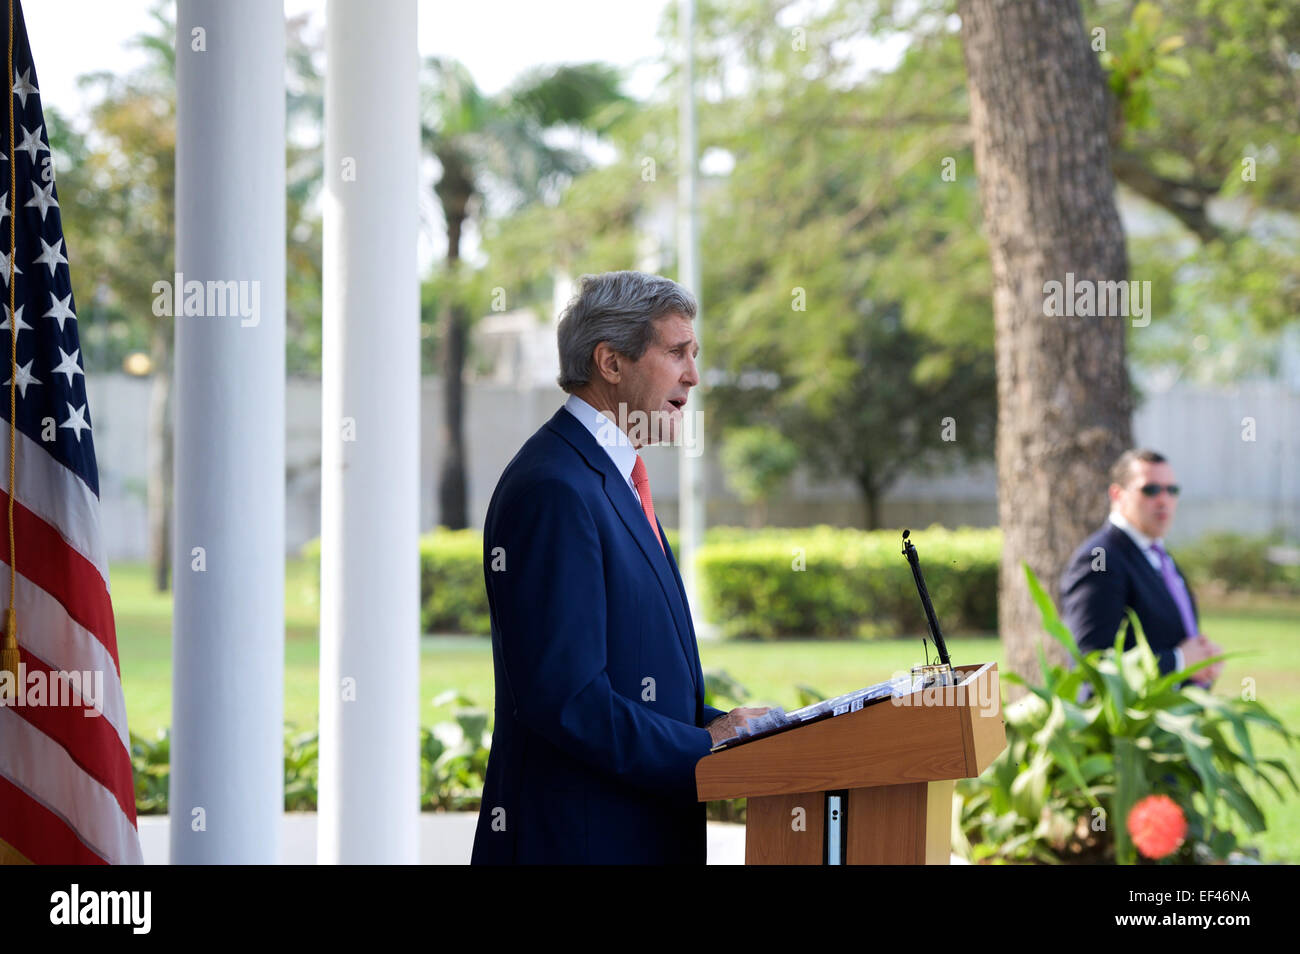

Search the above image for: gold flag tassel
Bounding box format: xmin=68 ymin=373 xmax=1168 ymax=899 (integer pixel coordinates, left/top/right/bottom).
xmin=0 ymin=609 xmax=16 ymax=690
xmin=2 ymin=0 xmax=18 ymax=694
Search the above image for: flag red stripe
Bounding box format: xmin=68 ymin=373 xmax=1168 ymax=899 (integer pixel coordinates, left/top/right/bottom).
xmin=12 ymin=647 xmax=138 ymax=825
xmin=0 ymin=772 xmax=108 ymax=865
xmin=0 ymin=487 xmax=120 ymax=674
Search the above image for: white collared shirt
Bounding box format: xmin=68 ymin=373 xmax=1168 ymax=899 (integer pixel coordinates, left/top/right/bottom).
xmin=563 ymin=393 xmax=643 ymax=506
xmin=1108 ymin=510 xmax=1189 ymax=664
xmin=1108 ymin=511 xmax=1163 ymax=572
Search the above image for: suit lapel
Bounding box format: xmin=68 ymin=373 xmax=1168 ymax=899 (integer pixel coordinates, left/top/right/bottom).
xmin=1104 ymin=523 xmax=1186 ymax=628
xmin=546 ymin=408 xmax=700 ymax=692
xmin=658 ymin=519 xmax=707 ymax=707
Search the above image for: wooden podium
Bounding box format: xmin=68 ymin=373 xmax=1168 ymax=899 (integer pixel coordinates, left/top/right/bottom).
xmin=696 ymin=662 xmax=1006 ymax=864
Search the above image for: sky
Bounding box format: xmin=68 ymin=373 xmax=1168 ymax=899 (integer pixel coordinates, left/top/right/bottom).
xmin=24 ymin=0 xmax=676 ymax=123
xmin=22 ymin=0 xmax=680 ymax=269
xmin=20 ymin=1 xmax=903 ymax=270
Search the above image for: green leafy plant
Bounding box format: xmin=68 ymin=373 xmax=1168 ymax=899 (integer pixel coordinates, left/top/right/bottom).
xmin=421 ymin=689 xmax=490 ymax=811
xmin=129 ymin=728 xmax=171 ymax=816
xmin=955 ymin=564 xmax=1297 ymax=864
xmin=283 ymin=728 xmax=319 ymax=811
xmin=132 ymin=692 xmax=493 ymax=815
xmin=701 ymin=668 xmax=750 ymax=824
xmin=703 ymin=668 xmax=749 ymax=711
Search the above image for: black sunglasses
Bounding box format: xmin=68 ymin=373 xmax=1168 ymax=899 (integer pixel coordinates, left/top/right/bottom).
xmin=1138 ymin=483 xmax=1180 ymax=497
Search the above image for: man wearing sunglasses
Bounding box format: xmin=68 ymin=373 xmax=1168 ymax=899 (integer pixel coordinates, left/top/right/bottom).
xmin=1060 ymin=449 xmax=1224 ymax=688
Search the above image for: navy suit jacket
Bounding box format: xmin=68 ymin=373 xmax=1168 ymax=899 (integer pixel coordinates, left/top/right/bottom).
xmin=470 ymin=407 xmax=726 ymax=864
xmin=1059 ymin=522 xmax=1199 ymax=676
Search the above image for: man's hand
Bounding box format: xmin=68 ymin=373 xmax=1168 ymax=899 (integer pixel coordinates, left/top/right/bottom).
xmin=707 ymin=706 xmax=771 ymax=746
xmin=1179 ymin=634 xmax=1225 ymax=687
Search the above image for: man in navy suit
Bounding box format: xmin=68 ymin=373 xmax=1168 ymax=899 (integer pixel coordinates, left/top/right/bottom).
xmin=471 ymin=271 xmax=768 ymax=864
xmin=1060 ymin=449 xmax=1223 ymax=686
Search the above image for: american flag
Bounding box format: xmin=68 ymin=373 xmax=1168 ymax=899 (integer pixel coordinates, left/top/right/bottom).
xmin=0 ymin=0 xmax=142 ymax=864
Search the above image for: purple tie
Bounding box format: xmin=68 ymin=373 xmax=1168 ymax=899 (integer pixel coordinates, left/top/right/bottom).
xmin=1151 ymin=542 xmax=1198 ymax=640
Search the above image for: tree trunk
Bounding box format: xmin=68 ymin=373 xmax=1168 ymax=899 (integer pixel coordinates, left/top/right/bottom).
xmin=859 ymin=479 xmax=881 ymax=531
xmin=437 ymin=298 xmax=468 ymax=529
xmin=959 ymin=0 xmax=1133 ymax=693
xmin=436 ymin=204 xmax=469 ymax=530
xmin=147 ymin=315 xmax=173 ymax=592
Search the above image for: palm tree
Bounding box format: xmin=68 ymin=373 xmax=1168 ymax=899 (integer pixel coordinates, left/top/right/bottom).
xmin=73 ymin=2 xmax=176 ymax=592
xmin=420 ymin=58 xmax=628 ymax=529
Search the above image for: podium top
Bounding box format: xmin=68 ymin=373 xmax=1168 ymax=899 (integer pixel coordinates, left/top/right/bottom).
xmin=695 ymin=662 xmax=1006 ymax=801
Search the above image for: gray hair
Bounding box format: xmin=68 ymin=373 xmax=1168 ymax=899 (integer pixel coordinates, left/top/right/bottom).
xmin=556 ymin=270 xmax=697 ymax=392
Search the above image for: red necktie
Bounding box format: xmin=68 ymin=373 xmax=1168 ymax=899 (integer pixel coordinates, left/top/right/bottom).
xmin=630 ymin=455 xmax=665 ymax=554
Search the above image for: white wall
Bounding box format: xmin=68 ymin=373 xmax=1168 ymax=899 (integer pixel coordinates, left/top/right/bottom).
xmin=85 ymin=374 xmax=1299 ymax=560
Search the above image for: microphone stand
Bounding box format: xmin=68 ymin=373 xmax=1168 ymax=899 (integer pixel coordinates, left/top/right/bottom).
xmin=901 ymin=529 xmax=955 ymax=686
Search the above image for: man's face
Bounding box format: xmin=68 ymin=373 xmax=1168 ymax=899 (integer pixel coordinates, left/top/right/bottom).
xmin=614 ymin=312 xmax=699 ymax=447
xmin=1110 ymin=459 xmax=1179 ymax=539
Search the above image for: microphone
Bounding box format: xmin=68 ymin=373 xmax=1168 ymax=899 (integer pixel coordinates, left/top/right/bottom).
xmin=901 ymin=529 xmax=952 ymax=668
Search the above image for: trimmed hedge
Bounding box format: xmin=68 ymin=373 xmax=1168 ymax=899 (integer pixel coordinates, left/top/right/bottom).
xmin=302 ymin=530 xmax=490 ymax=635
xmin=420 ymin=530 xmax=490 ymax=635
xmin=303 ymin=525 xmax=1001 ymax=639
xmin=1175 ymin=532 xmax=1300 ymax=595
xmin=305 ymin=528 xmax=1297 ymax=639
xmin=695 ymin=525 xmax=1000 ymax=639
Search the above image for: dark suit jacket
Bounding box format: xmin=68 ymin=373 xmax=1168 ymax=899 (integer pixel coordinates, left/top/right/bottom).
xmin=470 ymin=407 xmax=726 ymax=864
xmin=1059 ymin=521 xmax=1199 ymax=676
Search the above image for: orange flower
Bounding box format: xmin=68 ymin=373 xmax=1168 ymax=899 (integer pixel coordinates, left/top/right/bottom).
xmin=1127 ymin=794 xmax=1188 ymax=860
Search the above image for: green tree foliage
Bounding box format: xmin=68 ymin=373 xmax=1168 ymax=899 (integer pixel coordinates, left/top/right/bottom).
xmin=50 ymin=4 xmax=326 ymax=589
xmin=420 ymin=57 xmax=630 ymax=528
xmin=485 ymin=0 xmax=1299 ymax=521
xmin=483 ymin=1 xmax=997 ymax=524
xmin=1088 ymin=0 xmax=1300 ymax=380
xmin=719 ymin=424 xmax=800 ymax=526
xmin=53 ymin=3 xmax=325 ymax=376
xmin=56 ymin=3 xmax=175 ymax=372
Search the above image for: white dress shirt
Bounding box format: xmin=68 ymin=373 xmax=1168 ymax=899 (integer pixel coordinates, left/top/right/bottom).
xmin=563 ymin=393 xmax=643 ymax=507
xmin=1108 ymin=510 xmax=1188 ymax=667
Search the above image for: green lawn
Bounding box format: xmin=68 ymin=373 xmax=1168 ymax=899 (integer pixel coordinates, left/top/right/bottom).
xmin=112 ymin=559 xmax=1300 ymax=861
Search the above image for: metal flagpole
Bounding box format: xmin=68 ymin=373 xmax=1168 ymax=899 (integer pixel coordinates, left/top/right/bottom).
xmin=677 ymin=0 xmax=707 ymax=633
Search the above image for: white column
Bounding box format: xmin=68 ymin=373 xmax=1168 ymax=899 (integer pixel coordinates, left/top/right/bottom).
xmin=171 ymin=0 xmax=286 ymax=863
xmin=318 ymin=0 xmax=421 ymax=864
